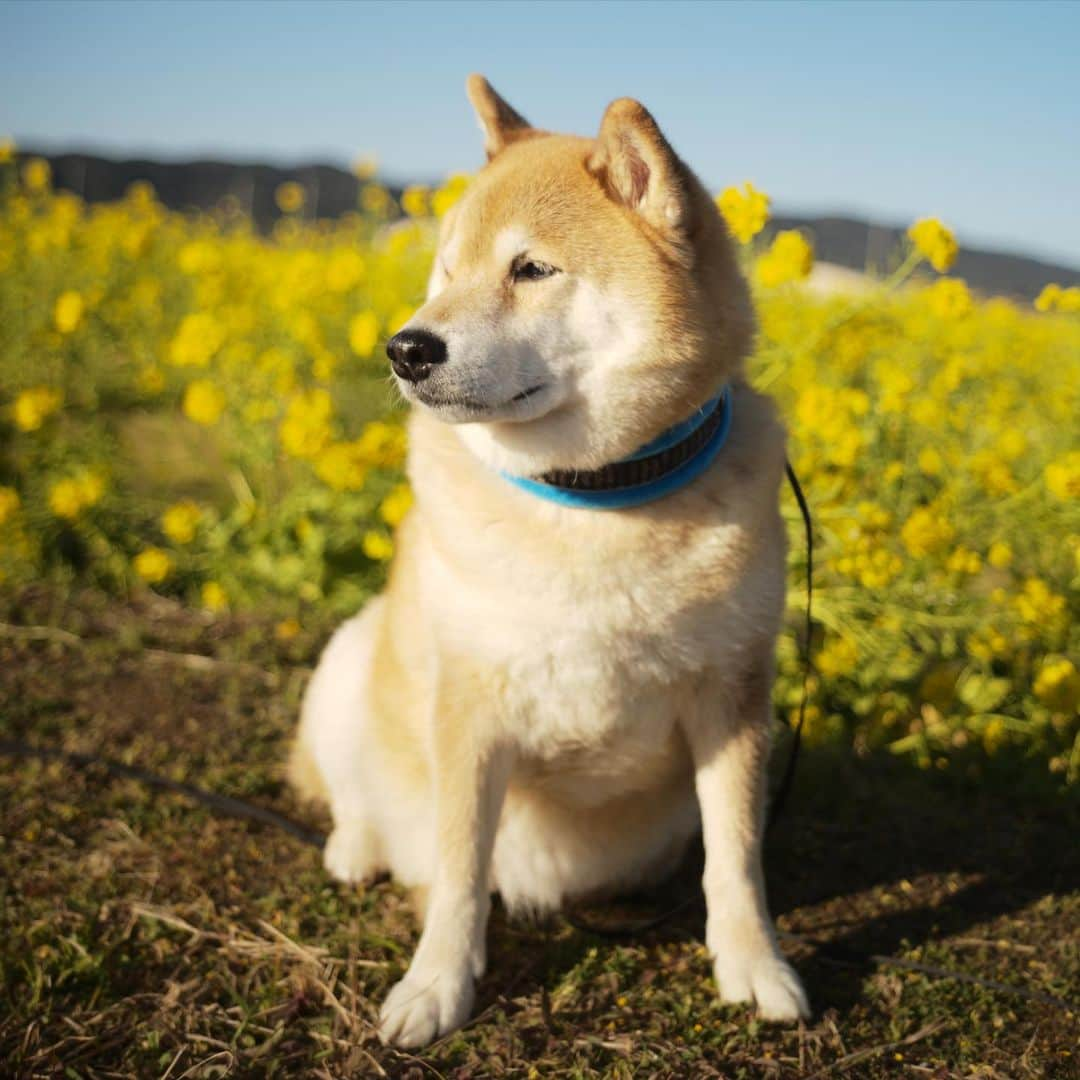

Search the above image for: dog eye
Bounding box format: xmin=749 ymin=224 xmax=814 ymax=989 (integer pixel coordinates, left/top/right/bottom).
xmin=511 ymin=257 xmax=559 ymax=283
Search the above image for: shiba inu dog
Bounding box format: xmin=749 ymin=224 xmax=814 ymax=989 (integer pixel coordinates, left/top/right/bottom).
xmin=290 ymin=74 xmax=809 ymax=1047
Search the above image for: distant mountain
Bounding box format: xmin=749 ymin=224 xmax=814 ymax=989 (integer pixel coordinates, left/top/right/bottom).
xmin=765 ymin=215 xmax=1077 ymax=302
xmin=19 ymin=150 xmax=1080 ymax=302
xmin=32 ymin=151 xmax=373 ymax=232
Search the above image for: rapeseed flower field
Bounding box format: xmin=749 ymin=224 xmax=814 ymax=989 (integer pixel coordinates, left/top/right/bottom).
xmin=1 ymin=155 xmax=1077 ymax=788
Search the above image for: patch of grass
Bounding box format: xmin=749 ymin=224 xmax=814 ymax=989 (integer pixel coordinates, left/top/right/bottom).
xmin=1 ymin=587 xmax=1077 ymax=1078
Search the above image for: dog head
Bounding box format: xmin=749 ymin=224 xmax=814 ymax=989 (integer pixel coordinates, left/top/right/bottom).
xmin=388 ymin=74 xmax=754 ymax=476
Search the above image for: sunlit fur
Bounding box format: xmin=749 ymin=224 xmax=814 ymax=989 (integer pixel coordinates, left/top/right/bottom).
xmin=290 ymin=74 xmax=808 ymax=1048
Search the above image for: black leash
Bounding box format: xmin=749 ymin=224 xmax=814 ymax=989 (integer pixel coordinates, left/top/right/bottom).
xmin=0 ymin=738 xmax=326 ymax=850
xmin=766 ymin=459 xmax=814 ymax=832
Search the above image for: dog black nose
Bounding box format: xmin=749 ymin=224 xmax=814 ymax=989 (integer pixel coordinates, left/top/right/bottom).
xmin=386 ymin=328 xmax=448 ymax=383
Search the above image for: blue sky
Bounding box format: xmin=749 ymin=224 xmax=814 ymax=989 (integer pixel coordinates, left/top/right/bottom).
xmin=2 ymin=0 xmax=1078 ymax=266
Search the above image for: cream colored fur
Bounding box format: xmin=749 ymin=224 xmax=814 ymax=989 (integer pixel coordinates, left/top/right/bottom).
xmin=290 ymin=74 xmax=809 ymax=1048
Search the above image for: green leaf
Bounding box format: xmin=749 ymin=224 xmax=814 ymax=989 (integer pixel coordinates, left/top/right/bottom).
xmin=958 ymin=671 xmax=1011 ymax=713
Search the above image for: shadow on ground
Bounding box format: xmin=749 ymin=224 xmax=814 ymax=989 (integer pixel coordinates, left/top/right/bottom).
xmin=562 ymin=743 xmax=1078 ymax=1007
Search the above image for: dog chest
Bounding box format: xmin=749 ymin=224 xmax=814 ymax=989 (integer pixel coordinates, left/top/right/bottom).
xmin=435 ymin=552 xmax=773 ymax=759
xmin=410 ymin=452 xmax=787 ymax=758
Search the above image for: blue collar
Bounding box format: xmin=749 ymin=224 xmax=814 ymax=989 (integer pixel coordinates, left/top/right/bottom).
xmin=498 ymin=384 xmax=733 ymax=510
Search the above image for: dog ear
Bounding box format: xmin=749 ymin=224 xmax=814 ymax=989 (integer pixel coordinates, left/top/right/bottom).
xmin=466 ymin=74 xmax=532 ymax=160
xmin=587 ymin=98 xmax=692 ymax=237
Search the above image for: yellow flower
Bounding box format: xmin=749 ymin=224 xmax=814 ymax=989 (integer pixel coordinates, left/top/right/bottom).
xmin=279 ymin=388 xmax=333 ymax=459
xmin=907 ymin=218 xmax=958 ymax=273
xmin=125 ymin=179 xmax=156 ymax=209
xmin=161 ymin=500 xmax=202 ymax=544
xmin=1057 ymin=286 xmax=1080 ymax=313
xmin=362 ymin=530 xmax=394 ymax=561
xmin=201 ymin=581 xmax=228 ymax=612
xmin=275 ymin=181 xmax=306 ymax=214
xmin=996 ymin=429 xmax=1026 ymax=462
xmin=901 ymin=506 xmax=954 ymax=557
xmin=756 ymin=230 xmax=814 ymax=287
xmin=1013 ymin=577 xmax=1065 ymax=627
xmin=325 ymin=249 xmax=366 ymax=293
xmin=312 ymin=346 xmax=338 ymax=382
xmin=275 ymin=617 xmax=301 ymax=641
xmin=254 ymin=345 xmax=295 ymax=395
xmin=917 ymin=447 xmax=943 ymax=476
xmin=348 ymin=310 xmax=380 ymax=358
xmin=855 ymin=501 xmax=892 ymax=531
xmin=1033 ymin=656 xmax=1080 ymax=713
xmin=352 ymin=156 xmax=378 ymax=181
xmin=47 ymin=480 xmax=81 ymax=520
xmin=379 ymin=483 xmax=413 ymax=527
xmin=48 ymin=471 xmax=104 ymax=520
xmin=946 ymin=546 xmax=982 ymax=575
xmin=314 ymin=441 xmax=368 ymax=491
xmin=183 ymin=379 xmax=227 ymax=426
xmin=983 ymin=717 xmax=1007 ymax=755
xmin=1044 ymin=451 xmax=1080 ymax=500
xmin=432 ymin=173 xmax=470 ymax=217
xmin=400 ymin=185 xmax=430 ymax=218
xmin=0 ymin=137 xmax=14 ymax=165
xmin=1035 ymin=283 xmax=1062 ymax=312
xmin=53 ymin=290 xmax=85 ymax=333
xmin=815 ymin=635 xmax=858 ymax=678
xmin=360 ymin=183 xmax=391 ymax=215
xmin=22 ymin=157 xmax=51 ymax=192
xmin=852 ymin=547 xmax=903 ymax=589
xmin=875 ymin=360 xmax=914 ymax=413
xmin=1033 ymin=283 xmax=1078 ymax=313
xmin=925 ymin=277 xmax=972 ymax=319
xmin=134 ymin=547 xmax=173 ymax=584
xmin=356 ymin=420 xmax=407 ymax=467
xmin=793 ymin=384 xmax=868 ymax=470
xmin=717 ymin=182 xmax=770 ymax=244
xmin=178 ymin=240 xmax=220 ymax=276
xmin=968 ymin=626 xmax=1010 ymax=663
xmin=13 ymin=386 xmax=63 ymax=431
xmin=0 ymin=486 xmax=20 ymax=526
xmin=168 ymin=311 xmax=225 ymax=367
xmin=969 ymin=449 xmax=1017 ymax=497
xmin=987 ymin=540 xmax=1013 ymax=569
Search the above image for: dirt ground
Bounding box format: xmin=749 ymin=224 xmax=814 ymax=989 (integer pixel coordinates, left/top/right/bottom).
xmin=1 ymin=587 xmax=1077 ymax=1078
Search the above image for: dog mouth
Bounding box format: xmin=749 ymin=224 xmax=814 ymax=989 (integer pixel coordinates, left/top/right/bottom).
xmin=411 ymin=383 xmax=548 ymax=418
xmin=511 ymin=384 xmax=545 ymax=403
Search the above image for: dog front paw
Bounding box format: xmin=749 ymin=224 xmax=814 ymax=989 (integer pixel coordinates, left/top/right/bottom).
xmin=378 ymin=966 xmax=475 ymax=1048
xmin=713 ymin=949 xmax=809 ymax=1022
